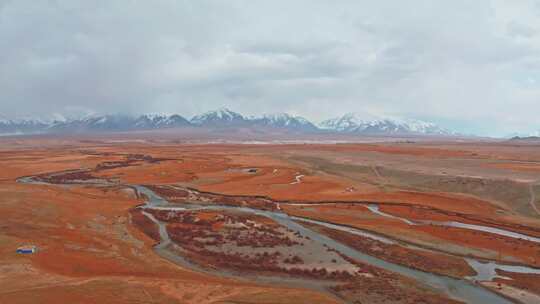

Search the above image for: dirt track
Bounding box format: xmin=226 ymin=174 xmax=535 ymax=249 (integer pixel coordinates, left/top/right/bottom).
xmin=529 ymin=184 xmax=540 ymax=216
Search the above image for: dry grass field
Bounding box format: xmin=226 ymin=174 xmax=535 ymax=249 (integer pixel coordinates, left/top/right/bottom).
xmin=1 ymin=136 xmax=540 ymax=303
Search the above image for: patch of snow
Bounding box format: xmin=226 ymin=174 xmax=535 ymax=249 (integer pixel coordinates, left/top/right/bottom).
xmin=290 ymin=174 xmax=304 ymax=185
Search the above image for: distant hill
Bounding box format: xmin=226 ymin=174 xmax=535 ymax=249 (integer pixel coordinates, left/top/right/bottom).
xmin=508 ymin=136 xmax=540 ymax=143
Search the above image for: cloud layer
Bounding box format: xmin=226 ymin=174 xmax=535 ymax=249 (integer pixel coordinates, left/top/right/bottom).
xmin=1 ymin=0 xmax=540 ymax=136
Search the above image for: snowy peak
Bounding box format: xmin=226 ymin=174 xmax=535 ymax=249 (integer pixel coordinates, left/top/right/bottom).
xmin=320 ymin=113 xmax=369 ymax=132
xmin=134 ymin=114 xmax=190 ymax=128
xmin=163 ymin=114 xmax=191 ymax=127
xmin=190 ymin=108 xmax=246 ymax=126
xmin=319 ymin=112 xmax=393 ymax=132
xmin=320 ymin=113 xmax=451 ymax=135
xmin=189 ymin=109 xmax=317 ymax=131
xmin=134 ymin=114 xmax=165 ymax=128
xmin=251 ymin=113 xmax=318 ymax=131
xmin=399 ymin=119 xmax=447 ymax=134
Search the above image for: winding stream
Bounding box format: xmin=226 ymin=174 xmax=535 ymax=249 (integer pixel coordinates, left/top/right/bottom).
xmin=19 ymin=176 xmax=540 ymax=303
xmin=466 ymin=259 xmax=540 ymax=281
xmin=366 ymin=204 xmax=540 ymax=243
xmin=133 ymin=186 xmax=513 ymax=304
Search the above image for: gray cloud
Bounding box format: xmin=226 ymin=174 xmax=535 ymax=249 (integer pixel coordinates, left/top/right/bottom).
xmin=1 ymin=0 xmax=540 ymax=136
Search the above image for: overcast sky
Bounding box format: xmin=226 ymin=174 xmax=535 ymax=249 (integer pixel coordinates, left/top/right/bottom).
xmin=1 ymin=1 xmax=540 ymax=136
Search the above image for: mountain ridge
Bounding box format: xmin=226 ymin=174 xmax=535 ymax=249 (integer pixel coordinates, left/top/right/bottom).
xmin=319 ymin=113 xmax=453 ymax=135
xmin=0 ymin=108 xmax=456 ymax=137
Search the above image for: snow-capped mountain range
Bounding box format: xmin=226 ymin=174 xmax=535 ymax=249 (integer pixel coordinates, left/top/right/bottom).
xmin=0 ymin=108 xmax=455 ymax=136
xmin=45 ymin=114 xmax=190 ymax=133
xmin=0 ymin=117 xmax=48 ymax=135
xmin=319 ymin=113 xmax=453 ymax=135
